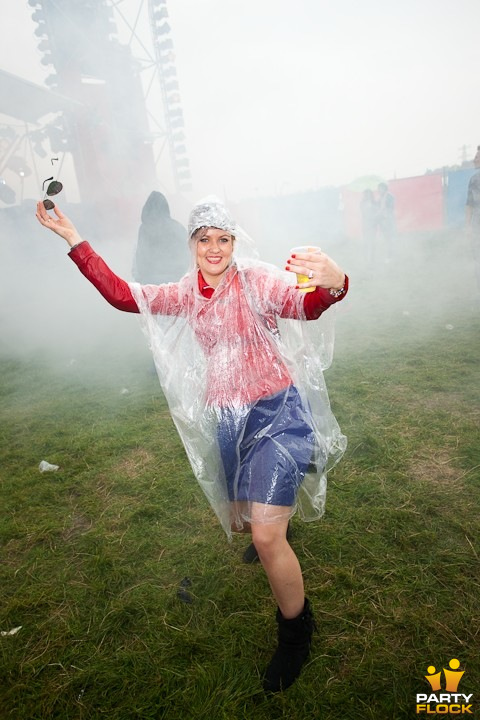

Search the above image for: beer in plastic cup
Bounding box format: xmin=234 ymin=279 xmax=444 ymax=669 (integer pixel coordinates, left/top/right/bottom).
xmin=290 ymin=246 xmax=321 ymax=293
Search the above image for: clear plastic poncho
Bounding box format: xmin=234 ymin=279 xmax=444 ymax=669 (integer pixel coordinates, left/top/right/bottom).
xmin=129 ymin=198 xmax=346 ymax=539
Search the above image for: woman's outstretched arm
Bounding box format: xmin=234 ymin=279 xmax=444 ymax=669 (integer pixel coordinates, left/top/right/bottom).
xmin=36 ymin=200 xmax=85 ymax=248
xmin=35 ymin=202 xmax=139 ymax=312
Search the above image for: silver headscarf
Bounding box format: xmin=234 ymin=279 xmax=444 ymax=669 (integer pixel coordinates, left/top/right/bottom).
xmin=187 ymin=196 xmax=259 ymax=263
xmin=188 ymin=196 xmax=236 ymax=238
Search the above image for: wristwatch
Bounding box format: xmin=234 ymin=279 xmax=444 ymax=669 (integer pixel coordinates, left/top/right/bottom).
xmin=329 ymin=283 xmax=346 ymax=298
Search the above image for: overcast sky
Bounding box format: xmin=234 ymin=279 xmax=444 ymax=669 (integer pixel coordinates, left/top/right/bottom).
xmin=1 ymin=0 xmax=479 ymax=202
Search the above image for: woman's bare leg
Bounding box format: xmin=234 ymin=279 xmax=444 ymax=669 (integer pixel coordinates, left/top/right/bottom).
xmin=250 ymin=503 xmax=304 ymax=619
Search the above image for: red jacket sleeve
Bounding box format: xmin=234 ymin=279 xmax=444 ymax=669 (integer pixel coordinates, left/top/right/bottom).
xmin=302 ymin=275 xmax=349 ymax=320
xmin=68 ymin=241 xmax=139 ymax=313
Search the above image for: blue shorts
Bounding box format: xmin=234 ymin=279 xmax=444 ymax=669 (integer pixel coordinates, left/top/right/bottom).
xmin=216 ymin=386 xmax=315 ymax=507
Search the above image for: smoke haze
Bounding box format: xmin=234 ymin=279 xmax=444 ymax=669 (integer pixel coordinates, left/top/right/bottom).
xmin=0 ymin=0 xmax=478 ymax=380
xmin=1 ymin=1 xmax=479 ymax=199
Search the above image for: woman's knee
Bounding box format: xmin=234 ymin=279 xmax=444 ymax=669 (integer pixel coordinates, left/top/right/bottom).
xmin=251 ymin=523 xmax=287 ymax=558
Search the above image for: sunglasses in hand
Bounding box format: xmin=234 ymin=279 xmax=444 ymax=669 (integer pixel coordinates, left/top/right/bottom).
xmin=42 ymin=176 xmax=63 ymax=210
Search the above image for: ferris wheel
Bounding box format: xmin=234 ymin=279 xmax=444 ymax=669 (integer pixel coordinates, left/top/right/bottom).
xmin=21 ymin=0 xmax=192 ymax=212
xmin=109 ymin=0 xmax=192 ymax=195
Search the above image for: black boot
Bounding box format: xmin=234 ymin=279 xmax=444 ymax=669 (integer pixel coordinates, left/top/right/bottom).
xmin=242 ymin=541 xmax=260 ymax=563
xmin=263 ymin=598 xmax=315 ymax=693
xmin=242 ymin=522 xmax=293 ymax=564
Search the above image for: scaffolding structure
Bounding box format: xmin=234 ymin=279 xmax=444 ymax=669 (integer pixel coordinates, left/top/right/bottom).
xmin=0 ymin=0 xmax=191 ymax=218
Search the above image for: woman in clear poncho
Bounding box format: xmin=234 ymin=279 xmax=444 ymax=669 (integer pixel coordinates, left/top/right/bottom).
xmin=36 ymin=197 xmax=348 ymax=693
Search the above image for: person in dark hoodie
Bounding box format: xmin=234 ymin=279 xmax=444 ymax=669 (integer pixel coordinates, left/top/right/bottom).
xmin=133 ymin=191 xmax=188 ymax=284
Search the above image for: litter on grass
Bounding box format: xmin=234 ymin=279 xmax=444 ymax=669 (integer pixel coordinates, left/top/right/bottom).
xmin=39 ymin=460 xmax=59 ymax=472
xmin=1 ymin=626 xmax=22 ymax=636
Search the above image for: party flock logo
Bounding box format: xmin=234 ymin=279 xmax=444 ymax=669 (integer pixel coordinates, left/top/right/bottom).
xmin=416 ymin=658 xmax=474 ymax=715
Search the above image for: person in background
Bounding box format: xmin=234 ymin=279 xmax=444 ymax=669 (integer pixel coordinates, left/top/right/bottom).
xmin=360 ymin=188 xmax=379 ymax=265
xmin=465 ymin=145 xmax=480 ymax=295
xmin=133 ymin=191 xmax=188 ymax=284
xmin=376 ymin=182 xmax=396 ymax=262
xmin=36 ymin=197 xmax=348 ymax=694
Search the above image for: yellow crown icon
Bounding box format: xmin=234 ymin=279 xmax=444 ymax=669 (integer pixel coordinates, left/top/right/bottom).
xmin=425 ymin=659 xmax=465 ymax=693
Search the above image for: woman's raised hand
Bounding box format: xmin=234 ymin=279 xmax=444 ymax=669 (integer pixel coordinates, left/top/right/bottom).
xmin=286 ymin=249 xmax=345 ymax=292
xmin=35 ymin=202 xmax=84 ymax=248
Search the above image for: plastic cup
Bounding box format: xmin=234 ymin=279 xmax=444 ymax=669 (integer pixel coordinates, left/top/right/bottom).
xmin=290 ymin=245 xmax=321 ymax=293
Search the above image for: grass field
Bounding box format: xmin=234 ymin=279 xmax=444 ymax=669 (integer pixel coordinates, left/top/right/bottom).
xmin=1 ymin=231 xmax=479 ymax=719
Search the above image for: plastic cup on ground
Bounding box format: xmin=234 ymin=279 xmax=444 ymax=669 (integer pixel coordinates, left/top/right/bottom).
xmin=290 ymin=246 xmax=321 ymax=293
xmin=39 ymin=460 xmax=59 ymax=472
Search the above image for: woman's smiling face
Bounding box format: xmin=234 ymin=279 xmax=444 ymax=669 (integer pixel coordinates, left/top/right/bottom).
xmin=194 ymin=227 xmax=234 ymax=287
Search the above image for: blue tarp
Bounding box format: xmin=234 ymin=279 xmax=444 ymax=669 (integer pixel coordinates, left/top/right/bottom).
xmin=445 ymin=168 xmax=477 ymax=226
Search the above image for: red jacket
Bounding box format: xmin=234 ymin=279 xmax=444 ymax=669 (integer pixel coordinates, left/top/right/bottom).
xmin=69 ymin=241 xmax=349 ymax=405
xmin=69 ymin=241 xmax=348 ymax=320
